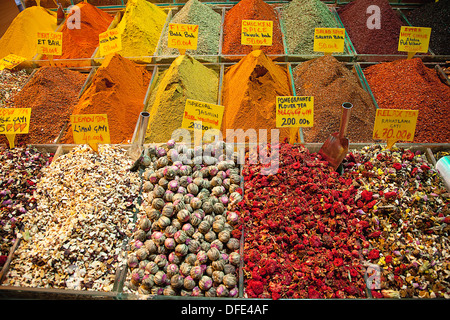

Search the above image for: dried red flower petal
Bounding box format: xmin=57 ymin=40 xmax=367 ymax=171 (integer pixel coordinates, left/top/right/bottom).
xmin=368 ymin=249 xmax=380 ymax=260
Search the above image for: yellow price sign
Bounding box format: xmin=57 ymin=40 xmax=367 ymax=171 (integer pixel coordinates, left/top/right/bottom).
xmin=99 ymin=28 xmax=122 ymax=57
xmin=168 ymin=23 xmax=199 ymax=53
xmin=373 ymin=109 xmax=418 ymax=149
xmin=276 ymin=96 xmax=314 ymax=128
xmin=37 ymin=31 xmax=63 ymax=56
xmin=398 ymin=26 xmax=431 ymax=59
xmin=182 ymin=99 xmax=224 ymax=133
xmin=241 ymin=20 xmax=273 ymax=48
xmin=313 ymin=28 xmax=346 ymax=53
xmin=0 ymin=108 xmax=31 ymax=148
xmin=0 ymin=54 xmax=27 ymax=70
xmin=70 ymin=114 xmax=110 ymax=152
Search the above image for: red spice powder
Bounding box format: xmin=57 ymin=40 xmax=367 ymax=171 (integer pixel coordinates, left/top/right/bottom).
xmin=364 ymin=58 xmax=450 ymax=143
xmin=0 ymin=67 xmax=87 ymax=145
xmin=50 ymin=2 xmax=113 ymax=59
xmin=222 ymin=0 xmax=284 ymax=57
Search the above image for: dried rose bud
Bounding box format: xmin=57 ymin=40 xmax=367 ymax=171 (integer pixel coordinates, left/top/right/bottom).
xmin=136 ymin=247 xmax=149 ymax=261
xmin=199 ymin=275 xmax=213 ymax=291
xmin=226 ymin=238 xmax=240 ymax=251
xmin=175 ymin=243 xmax=188 ymax=257
xmin=226 ymin=211 xmax=239 ymax=226
xmin=127 ymin=255 xmax=139 ymax=269
xmin=139 ymin=217 xmax=151 ymax=231
xmin=212 ymin=270 xmax=224 ymax=283
xmin=205 ymin=286 xmax=216 ymax=297
xmin=216 ymin=284 xmax=229 ymax=297
xmin=142 ymin=274 xmax=154 ymax=289
xmin=184 ymin=276 xmax=196 ymax=290
xmin=145 ymin=261 xmax=159 ymax=274
xmin=223 ymin=273 xmax=237 ymax=288
xmin=207 ymin=247 xmax=221 ymax=261
xmin=170 ymin=274 xmax=184 ymax=289
xmin=198 ymin=221 xmax=211 ymax=234
xmin=164 ymin=238 xmax=176 ymax=250
xmin=154 ymin=271 xmax=168 ymax=286
xmin=218 ymin=230 xmax=231 ymax=243
xmin=190 ymin=265 xmax=204 ymax=281
xmin=196 ymin=250 xmax=208 ymax=264
xmin=174 ymin=230 xmax=188 ymax=244
xmin=229 ymin=252 xmax=241 ymax=266
xmin=188 ymin=239 xmax=201 ymax=253
xmin=144 ymin=240 xmax=158 ymax=254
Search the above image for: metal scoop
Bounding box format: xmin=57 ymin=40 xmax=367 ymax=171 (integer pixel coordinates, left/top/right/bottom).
xmin=128 ymin=111 xmax=150 ymax=162
xmin=319 ymin=102 xmax=353 ymax=171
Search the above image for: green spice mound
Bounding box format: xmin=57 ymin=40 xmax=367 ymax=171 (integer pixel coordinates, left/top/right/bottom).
xmin=281 ymin=0 xmax=339 ymax=55
xmin=144 ymin=55 xmax=219 ymax=143
xmin=157 ymin=0 xmax=221 ymax=57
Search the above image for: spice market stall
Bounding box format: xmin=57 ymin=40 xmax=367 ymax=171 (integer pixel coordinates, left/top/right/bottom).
xmin=0 ymin=0 xmax=449 ymax=301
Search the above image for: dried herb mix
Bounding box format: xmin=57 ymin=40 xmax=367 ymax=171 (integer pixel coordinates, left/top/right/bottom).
xmin=281 ymin=0 xmax=339 ymax=55
xmin=292 ymin=55 xmax=376 ymax=143
xmin=364 ymin=58 xmax=450 ymax=143
xmin=0 ymin=146 xmax=52 ymax=269
xmin=337 ymin=0 xmax=405 ymax=55
xmin=157 ymin=0 xmax=221 ymax=57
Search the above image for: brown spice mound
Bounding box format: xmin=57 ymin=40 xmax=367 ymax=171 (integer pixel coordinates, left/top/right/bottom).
xmin=1 ymin=66 xmax=87 ymax=145
xmin=292 ymin=55 xmax=376 ymax=143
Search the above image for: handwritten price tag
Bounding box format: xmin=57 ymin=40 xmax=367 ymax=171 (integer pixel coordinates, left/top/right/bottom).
xmin=71 ymin=114 xmax=110 ymax=152
xmin=241 ymin=20 xmax=273 ymax=48
xmin=37 ymin=31 xmax=63 ymax=56
xmin=168 ymin=23 xmax=199 ymax=53
xmin=398 ymin=26 xmax=431 ymax=59
xmin=0 ymin=108 xmax=31 ymax=148
xmin=313 ymin=28 xmax=346 ymax=53
xmin=182 ymin=99 xmax=224 ymax=133
xmin=0 ymin=54 xmax=27 ymax=70
xmin=373 ymin=109 xmax=418 ymax=149
xmin=276 ymin=96 xmax=314 ymax=128
xmin=99 ymin=28 xmax=122 ymax=57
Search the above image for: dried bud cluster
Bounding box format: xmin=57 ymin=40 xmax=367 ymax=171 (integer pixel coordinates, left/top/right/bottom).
xmin=125 ymin=140 xmax=242 ymax=297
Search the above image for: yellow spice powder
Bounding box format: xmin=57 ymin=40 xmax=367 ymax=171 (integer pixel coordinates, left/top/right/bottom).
xmin=115 ymin=0 xmax=167 ymax=58
xmin=0 ymin=6 xmax=56 ymax=60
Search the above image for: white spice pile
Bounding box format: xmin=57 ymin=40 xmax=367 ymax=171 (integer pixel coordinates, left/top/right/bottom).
xmin=3 ymin=145 xmax=141 ymax=291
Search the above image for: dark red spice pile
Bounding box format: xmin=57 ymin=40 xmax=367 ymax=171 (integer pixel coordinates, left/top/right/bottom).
xmin=240 ymin=143 xmax=372 ymax=299
xmin=337 ymin=0 xmax=405 ymax=55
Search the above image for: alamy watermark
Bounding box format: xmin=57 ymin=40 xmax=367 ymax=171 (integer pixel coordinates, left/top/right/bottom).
xmin=366 ymin=5 xmax=381 ymax=30
xmin=65 ymin=5 xmax=81 ymax=30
